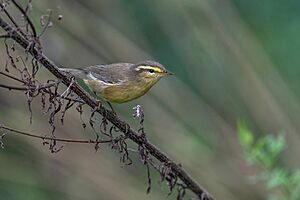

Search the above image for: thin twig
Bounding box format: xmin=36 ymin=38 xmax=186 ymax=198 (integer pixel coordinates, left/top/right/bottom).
xmin=0 ymin=71 xmax=26 ymax=83
xmin=0 ymin=33 xmax=9 ymax=38
xmin=38 ymin=9 xmax=52 ymax=38
xmin=0 ymin=82 xmax=85 ymax=103
xmin=0 ymin=83 xmax=27 ymax=90
xmin=0 ymin=80 xmax=58 ymax=90
xmin=11 ymin=0 xmax=37 ymax=37
xmin=0 ymin=3 xmax=27 ymax=38
xmin=60 ymin=77 xmax=74 ymax=98
xmin=0 ymin=4 xmax=19 ymax=28
xmin=0 ymin=124 xmax=112 ymax=144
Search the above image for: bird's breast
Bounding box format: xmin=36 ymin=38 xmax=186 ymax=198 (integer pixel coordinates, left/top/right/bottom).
xmin=84 ymin=78 xmax=159 ymax=103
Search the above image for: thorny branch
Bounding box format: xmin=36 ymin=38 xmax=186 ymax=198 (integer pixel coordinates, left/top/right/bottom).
xmin=0 ymin=1 xmax=214 ymax=200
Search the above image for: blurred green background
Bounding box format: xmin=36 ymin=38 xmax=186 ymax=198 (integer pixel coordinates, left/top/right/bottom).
xmin=1 ymin=0 xmax=300 ymax=199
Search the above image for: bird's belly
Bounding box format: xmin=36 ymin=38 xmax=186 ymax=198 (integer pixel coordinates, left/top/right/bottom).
xmin=100 ymin=85 xmax=149 ymax=103
xmin=84 ymin=79 xmax=153 ymax=103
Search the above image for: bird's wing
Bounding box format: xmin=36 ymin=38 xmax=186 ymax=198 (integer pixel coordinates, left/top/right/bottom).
xmin=83 ymin=63 xmax=134 ymax=84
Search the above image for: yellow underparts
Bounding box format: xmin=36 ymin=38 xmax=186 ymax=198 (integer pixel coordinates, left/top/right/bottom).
xmin=84 ymin=78 xmax=159 ymax=103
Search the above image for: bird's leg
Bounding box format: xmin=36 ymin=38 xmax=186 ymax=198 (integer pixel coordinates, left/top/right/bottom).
xmin=94 ymin=100 xmax=102 ymax=110
xmin=92 ymin=91 xmax=102 ymax=111
xmin=106 ymin=101 xmax=116 ymax=115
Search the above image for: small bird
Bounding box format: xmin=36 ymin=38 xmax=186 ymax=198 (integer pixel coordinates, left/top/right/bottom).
xmin=60 ymin=60 xmax=173 ymax=104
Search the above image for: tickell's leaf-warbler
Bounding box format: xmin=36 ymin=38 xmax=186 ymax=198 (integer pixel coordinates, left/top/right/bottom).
xmin=60 ymin=60 xmax=173 ymax=103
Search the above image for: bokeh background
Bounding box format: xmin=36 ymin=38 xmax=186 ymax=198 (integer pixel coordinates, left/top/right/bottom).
xmin=1 ymin=0 xmax=300 ymax=199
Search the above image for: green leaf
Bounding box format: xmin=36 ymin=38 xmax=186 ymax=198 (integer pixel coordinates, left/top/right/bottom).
xmin=290 ymin=170 xmax=300 ymax=184
xmin=268 ymin=133 xmax=286 ymax=159
xmin=237 ymin=121 xmax=254 ymax=149
xmin=266 ymin=168 xmax=288 ymax=189
xmin=288 ymin=170 xmax=300 ymax=200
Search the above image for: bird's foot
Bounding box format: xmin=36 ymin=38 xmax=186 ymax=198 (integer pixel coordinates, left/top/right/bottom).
xmin=93 ymin=100 xmax=102 ymax=111
xmin=107 ymin=101 xmax=117 ymax=116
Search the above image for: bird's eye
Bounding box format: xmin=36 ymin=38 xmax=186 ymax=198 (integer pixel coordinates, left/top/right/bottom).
xmin=148 ymin=69 xmax=155 ymax=73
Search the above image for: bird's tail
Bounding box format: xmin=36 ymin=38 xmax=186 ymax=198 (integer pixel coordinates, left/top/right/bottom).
xmin=60 ymin=68 xmax=87 ymax=79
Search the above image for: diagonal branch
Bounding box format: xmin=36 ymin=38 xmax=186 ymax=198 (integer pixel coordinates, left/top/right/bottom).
xmin=0 ymin=15 xmax=214 ymax=200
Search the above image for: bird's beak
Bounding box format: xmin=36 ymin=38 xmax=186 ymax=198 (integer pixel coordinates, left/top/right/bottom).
xmin=164 ymin=70 xmax=174 ymax=76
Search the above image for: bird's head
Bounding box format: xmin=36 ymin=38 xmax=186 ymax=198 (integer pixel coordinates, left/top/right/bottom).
xmin=132 ymin=60 xmax=173 ymax=82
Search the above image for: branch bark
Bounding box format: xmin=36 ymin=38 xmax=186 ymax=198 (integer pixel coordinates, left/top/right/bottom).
xmin=0 ymin=14 xmax=214 ymax=200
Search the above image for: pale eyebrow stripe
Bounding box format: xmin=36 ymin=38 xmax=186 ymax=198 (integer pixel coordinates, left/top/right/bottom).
xmin=136 ymin=65 xmax=162 ymax=72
